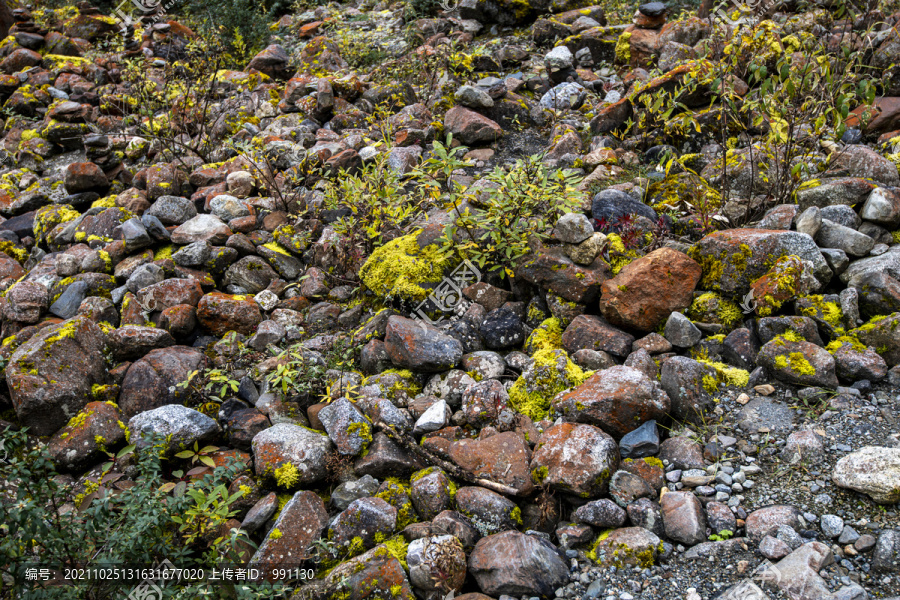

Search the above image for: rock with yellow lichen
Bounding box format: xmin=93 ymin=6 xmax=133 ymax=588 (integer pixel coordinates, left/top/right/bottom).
xmin=689 ymin=228 xmax=831 ymax=296
xmin=757 ymin=335 xmax=839 ymax=388
xmin=6 ymin=316 xmax=111 ymax=436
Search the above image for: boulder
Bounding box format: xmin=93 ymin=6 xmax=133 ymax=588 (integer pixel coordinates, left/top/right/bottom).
xmin=832 ymin=446 xmax=900 ymax=504
xmin=530 ymin=422 xmax=619 ymax=497
xmin=553 ymin=365 xmax=670 ymax=438
xmin=468 ymin=532 xmax=569 ymax=597
xmin=6 ymin=316 xmax=110 ymax=436
xmin=599 ymin=247 xmax=701 ymax=332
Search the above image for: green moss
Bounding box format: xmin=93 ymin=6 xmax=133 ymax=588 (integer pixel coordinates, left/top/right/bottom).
xmin=586 ymin=528 xmax=614 ymax=562
xmin=531 ymin=465 xmax=549 ymax=484
xmin=358 ymin=233 xmax=454 ymax=301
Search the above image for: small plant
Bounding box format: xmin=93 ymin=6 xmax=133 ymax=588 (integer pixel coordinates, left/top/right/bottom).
xmin=174 ymin=441 xmax=220 ymax=469
xmin=708 ymin=529 xmax=734 ymax=542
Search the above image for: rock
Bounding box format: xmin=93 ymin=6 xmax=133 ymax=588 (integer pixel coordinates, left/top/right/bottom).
xmin=540 ymin=81 xmax=587 ymax=110
xmin=250 ymin=491 xmax=329 ymax=569
xmin=407 ymin=535 xmax=467 ymax=594
xmin=128 ymin=404 xmax=220 ymax=453
xmin=855 ymin=313 xmax=900 ymax=366
xmin=824 ymin=144 xmax=900 ymax=186
xmin=247 ymin=44 xmax=291 ymax=79
xmin=745 ymin=505 xmax=801 ymax=541
xmin=615 ymin=416 xmax=662 ymax=462
xmin=592 ymin=188 xmax=658 ymax=223
xmin=756 ymin=542 xmax=834 ymax=600
xmin=795 ymin=206 xmax=822 ymax=237
xmin=449 ymin=431 xmax=534 ymax=495
xmin=455 ymin=85 xmax=494 ymax=108
xmin=781 ymin=430 xmax=825 ymax=464
xmin=820 ymin=515 xmax=844 ymax=539
xmin=757 ymin=337 xmax=839 ymax=388
xmin=455 ymin=486 xmax=520 ymax=535
xmin=544 ymin=45 xmax=574 ymax=71
xmin=690 ymin=229 xmax=831 ymax=295
xmin=735 ymin=397 xmax=796 ymax=435
xmin=118 ymin=346 xmax=207 ymax=418
xmin=3 ymin=281 xmax=48 ymax=323
xmin=553 ymin=212 xmax=594 ymax=244
xmin=109 ymin=325 xmax=175 ymax=361
xmin=384 ymin=316 xmax=463 ymax=372
xmin=444 ymin=106 xmax=502 ymax=145
xmin=251 ymin=423 xmax=333 ymax=486
xmin=480 ymin=307 xmax=526 ymax=349
xmin=716 ymin=580 xmax=770 ymax=600
xmin=355 ymin=432 xmax=424 ymax=478
xmin=659 ymin=356 xmax=716 ymax=425
xmin=706 ymin=501 xmax=736 ymax=535
xmin=609 ymin=469 xmax=654 ymax=506
xmin=599 ymin=248 xmax=701 ymax=332
xmin=572 ymin=498 xmax=626 ymax=528
xmin=830 ymin=339 xmax=888 ymax=381
xmin=6 ymin=316 xmax=110 ymax=436
xmin=241 ymin=493 xmax=278 ymax=532
xmin=832 ymin=446 xmax=900 ymax=504
xmin=516 ymin=248 xmax=609 ymax=304
xmin=318 ymin=398 xmax=373 ymax=456
xmin=320 ymin=544 xmax=415 ymax=600
xmin=860 ymin=187 xmax=900 ymax=227
xmin=331 ymin=497 xmax=397 ymax=549
xmin=663 ymin=311 xmax=702 ymax=347
xmin=658 ymin=436 xmax=705 ymax=469
xmin=47 ymin=401 xmax=127 ymax=472
xmin=591 ymin=527 xmax=662 ymax=567
xmin=661 ymin=491 xmax=707 ymax=546
xmin=197 ymin=292 xmax=262 ymax=336
xmin=170 ymin=214 xmax=232 ymax=245
xmin=409 ymin=468 xmax=453 ymax=520
xmin=816 ymin=219 xmax=875 ymax=257
xmin=530 ymin=422 xmax=619 ymax=497
xmin=759 ymin=535 xmax=791 ymax=560
xmin=553 ymin=365 xmax=670 ymax=438
xmin=64 ymin=162 xmax=108 ymax=194
xmin=468 ymin=532 xmax=569 ymax=597
xmin=413 ymin=399 xmax=451 ymax=434
xmin=561 ymin=314 xmax=634 ymax=358
xmin=872 ymin=529 xmax=900 ymax=572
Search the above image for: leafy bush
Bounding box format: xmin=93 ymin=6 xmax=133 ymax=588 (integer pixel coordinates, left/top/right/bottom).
xmin=420 ymin=141 xmax=585 ymax=277
xmin=0 ymin=427 xmax=287 ymax=599
xmin=179 ymin=0 xmax=273 ymax=63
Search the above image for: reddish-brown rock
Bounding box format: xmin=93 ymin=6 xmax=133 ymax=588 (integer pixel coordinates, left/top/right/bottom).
xmin=197 ymin=292 xmax=262 ymax=336
xmin=448 ymin=431 xmax=534 ymax=496
xmin=444 ymin=106 xmax=503 ymax=145
xmin=530 ymin=423 xmax=619 ymax=498
xmin=599 ymin=247 xmax=701 ymax=332
xmin=552 ymin=365 xmax=670 ymax=438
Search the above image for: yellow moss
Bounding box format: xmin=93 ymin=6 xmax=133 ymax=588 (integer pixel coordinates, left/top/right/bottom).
xmin=615 ymin=31 xmax=632 ymax=64
xmin=270 ymin=528 xmax=282 ymax=540
xmin=510 ymin=505 xmax=523 ymax=526
xmin=358 ymin=232 xmax=453 ymax=301
xmin=524 ymin=317 xmax=563 ymax=353
xmin=91 ymin=196 xmax=117 ymax=209
xmin=826 ymin=335 xmax=866 ymax=354
xmin=382 ymin=535 xmax=409 ymax=570
xmin=0 ymin=241 xmax=27 ymax=263
xmin=587 ymin=529 xmax=614 ymax=562
xmin=798 ymin=295 xmax=843 ymax=326
xmin=774 ymin=352 xmax=816 ymax=376
xmin=508 ymin=348 xmax=590 ymax=421
xmin=274 ymin=462 xmax=300 ymax=489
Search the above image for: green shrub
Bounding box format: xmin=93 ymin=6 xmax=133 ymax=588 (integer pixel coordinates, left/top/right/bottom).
xmin=0 ymin=427 xmax=288 ymax=599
